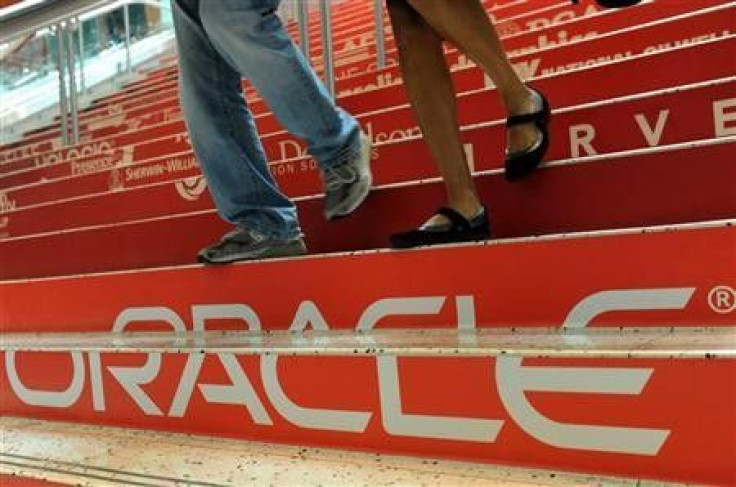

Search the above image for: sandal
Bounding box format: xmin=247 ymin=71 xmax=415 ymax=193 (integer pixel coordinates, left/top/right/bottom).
xmin=504 ymin=89 xmax=551 ymax=182
xmin=390 ymin=207 xmax=491 ymax=249
xmin=573 ymin=0 xmax=642 ymax=7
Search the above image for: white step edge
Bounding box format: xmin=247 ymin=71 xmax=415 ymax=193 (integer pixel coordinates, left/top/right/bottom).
xmin=0 ymin=416 xmax=664 ymax=487
xmin=3 ymin=327 xmax=735 ymax=359
xmin=2 ymin=218 xmax=733 ymax=284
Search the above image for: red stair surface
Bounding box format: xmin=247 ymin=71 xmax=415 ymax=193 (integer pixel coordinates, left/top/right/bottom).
xmin=1 ymin=0 xmax=735 ymax=484
xmin=1 ymin=0 xmax=730 ymax=169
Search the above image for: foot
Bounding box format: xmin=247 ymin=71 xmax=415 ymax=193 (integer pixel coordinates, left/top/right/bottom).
xmin=504 ymin=88 xmax=551 ymax=182
xmin=198 ymin=228 xmax=307 ymax=265
xmin=390 ymin=207 xmax=490 ymax=249
xmin=506 ymin=89 xmax=545 ymax=157
xmin=419 ymin=200 xmax=483 ymax=229
xmin=323 ymin=132 xmax=373 ymax=220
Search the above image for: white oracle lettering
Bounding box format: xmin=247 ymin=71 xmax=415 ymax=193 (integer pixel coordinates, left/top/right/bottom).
xmin=169 ymin=305 xmax=271 ymax=425
xmin=6 ymin=350 xmax=85 ymax=408
xmin=714 ymin=98 xmax=736 ymax=137
xmin=634 ymin=110 xmax=670 ymax=147
xmin=361 ymin=297 xmax=504 ymax=443
xmin=570 ymin=124 xmax=598 ymax=157
xmin=496 ymin=288 xmax=693 ymax=455
xmin=102 ymin=307 xmax=187 ymax=416
xmin=261 ymin=301 xmax=372 ymax=433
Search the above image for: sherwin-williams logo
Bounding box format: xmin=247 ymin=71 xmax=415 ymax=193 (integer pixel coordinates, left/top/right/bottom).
xmin=175 ymin=176 xmax=207 ymax=201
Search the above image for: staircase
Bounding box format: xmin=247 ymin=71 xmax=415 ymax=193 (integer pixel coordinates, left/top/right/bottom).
xmin=1 ymin=0 xmax=735 ymax=484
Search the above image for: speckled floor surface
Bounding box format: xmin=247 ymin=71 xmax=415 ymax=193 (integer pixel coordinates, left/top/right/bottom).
xmin=5 ymin=327 xmax=735 ymax=359
xmin=0 ymin=417 xmax=658 ymax=487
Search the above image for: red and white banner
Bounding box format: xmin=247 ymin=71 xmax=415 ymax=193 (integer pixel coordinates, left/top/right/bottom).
xmin=3 ymin=79 xmax=734 ymax=212
xmin=2 ymin=352 xmax=734 ymax=485
xmin=0 ymin=140 xmax=733 ymax=278
xmin=1 ymin=32 xmax=732 ymax=192
xmin=2 ymin=224 xmax=735 ymax=484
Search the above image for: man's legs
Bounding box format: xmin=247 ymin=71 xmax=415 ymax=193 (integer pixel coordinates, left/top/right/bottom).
xmin=172 ymin=0 xmax=371 ymax=263
xmin=173 ymin=0 xmax=301 ymax=242
xmin=198 ymin=0 xmax=372 ymax=220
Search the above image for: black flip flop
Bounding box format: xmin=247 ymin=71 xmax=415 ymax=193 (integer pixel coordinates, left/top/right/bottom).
xmin=390 ymin=207 xmax=491 ymax=249
xmin=504 ymin=89 xmax=551 ymax=182
xmin=573 ymin=0 xmax=642 ymax=7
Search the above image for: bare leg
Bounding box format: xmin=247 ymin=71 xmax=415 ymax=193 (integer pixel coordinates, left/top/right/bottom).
xmin=405 ymin=0 xmax=540 ymax=155
xmin=387 ymin=0 xmax=481 ymax=223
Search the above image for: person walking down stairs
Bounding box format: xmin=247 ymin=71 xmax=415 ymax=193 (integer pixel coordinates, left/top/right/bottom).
xmin=172 ymin=0 xmax=373 ymax=265
xmin=387 ymin=0 xmax=644 ymax=249
xmin=386 ymin=0 xmax=552 ymax=249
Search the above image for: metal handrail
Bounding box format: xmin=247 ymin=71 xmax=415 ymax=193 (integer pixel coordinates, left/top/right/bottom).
xmin=319 ymin=0 xmax=335 ymax=98
xmin=297 ymin=0 xmax=310 ymax=60
xmin=374 ymin=0 xmax=387 ymax=69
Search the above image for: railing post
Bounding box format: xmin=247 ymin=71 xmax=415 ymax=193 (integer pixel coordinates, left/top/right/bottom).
xmin=55 ymin=23 xmax=69 ymax=146
xmin=123 ymin=3 xmax=132 ymax=72
xmin=66 ymin=20 xmax=80 ymax=145
xmin=319 ymin=0 xmax=335 ymax=97
xmin=77 ymin=16 xmax=86 ymax=94
xmin=374 ymin=0 xmax=387 ymax=69
xmin=297 ymin=0 xmax=310 ymax=60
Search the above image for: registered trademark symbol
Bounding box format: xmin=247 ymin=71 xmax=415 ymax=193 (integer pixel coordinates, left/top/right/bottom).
xmin=708 ymin=286 xmax=736 ymax=314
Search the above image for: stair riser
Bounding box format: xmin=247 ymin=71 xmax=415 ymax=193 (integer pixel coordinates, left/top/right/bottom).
xmin=38 ymin=0 xmax=528 ymax=127
xmin=4 ymin=80 xmax=733 ymax=210
xmin=2 ymin=224 xmax=734 ymax=331
xmin=1 ymin=143 xmax=734 ymax=273
xmin=1 ymin=0 xmax=713 ymax=166
xmin=1 ymin=350 xmax=733 ymax=485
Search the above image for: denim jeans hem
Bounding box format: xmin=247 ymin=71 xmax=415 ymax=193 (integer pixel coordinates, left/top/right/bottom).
xmin=237 ymin=217 xmax=302 ymax=241
xmin=319 ymin=130 xmax=363 ymax=170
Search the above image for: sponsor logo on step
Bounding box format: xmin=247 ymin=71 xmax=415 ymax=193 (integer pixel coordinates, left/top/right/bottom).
xmin=6 ymin=287 xmax=698 ymax=456
xmin=517 ymin=31 xmax=733 ymax=81
xmin=0 ymin=192 xmax=17 ymax=212
xmin=37 ymin=141 xmax=117 ymax=170
xmin=709 ymin=286 xmax=736 ymax=314
xmin=71 ymin=145 xmax=133 ymax=177
xmin=569 ymin=97 xmax=736 ymax=157
xmin=175 ymin=176 xmax=208 ymax=201
xmin=0 ymin=216 xmax=8 ymax=238
xmin=123 ymin=155 xmax=199 ymax=185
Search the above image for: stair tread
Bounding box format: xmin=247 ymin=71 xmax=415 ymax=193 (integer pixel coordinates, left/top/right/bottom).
xmin=5 ymin=326 xmax=735 ymax=359
xmin=0 ymin=417 xmax=640 ymax=487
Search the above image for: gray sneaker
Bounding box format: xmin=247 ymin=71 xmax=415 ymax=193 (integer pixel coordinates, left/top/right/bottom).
xmin=198 ymin=228 xmax=307 ymax=265
xmin=322 ymin=132 xmax=373 ymax=220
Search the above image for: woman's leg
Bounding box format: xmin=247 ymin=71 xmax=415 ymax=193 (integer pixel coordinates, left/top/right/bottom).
xmin=387 ymin=0 xmax=481 ymax=223
xmin=404 ymin=0 xmax=541 ymax=158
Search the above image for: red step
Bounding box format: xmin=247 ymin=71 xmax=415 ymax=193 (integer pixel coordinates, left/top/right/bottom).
xmin=2 ymin=222 xmax=733 ymax=332
xmin=1 ymin=224 xmax=734 ymax=485
xmin=0 ymin=139 xmax=733 ymax=278
xmin=2 ymin=32 xmax=732 ymax=191
xmin=2 ymin=0 xmax=713 ymax=162
xmin=4 ymin=78 xmax=733 ymax=209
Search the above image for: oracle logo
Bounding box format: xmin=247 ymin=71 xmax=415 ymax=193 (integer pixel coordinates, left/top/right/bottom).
xmin=5 ymin=288 xmax=695 ymax=455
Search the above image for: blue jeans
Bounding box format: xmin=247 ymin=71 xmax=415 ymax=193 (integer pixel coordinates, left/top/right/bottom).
xmin=172 ymin=0 xmax=361 ymax=239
